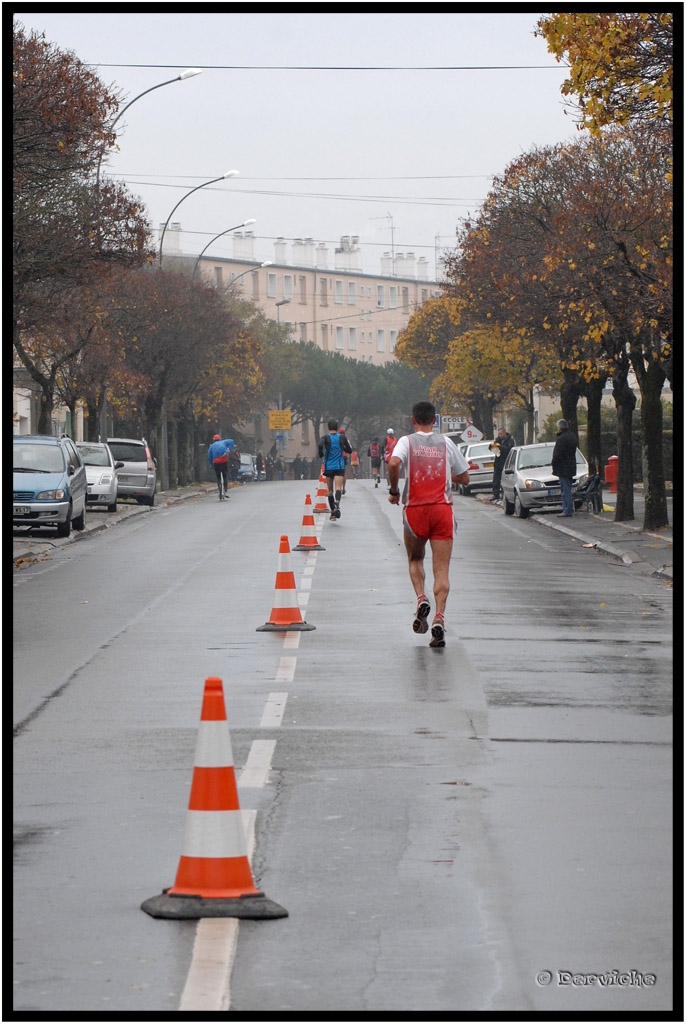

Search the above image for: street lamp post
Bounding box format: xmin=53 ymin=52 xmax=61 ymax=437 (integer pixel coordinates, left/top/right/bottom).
xmin=276 ymin=297 xmax=291 ymax=324
xmin=95 ymin=69 xmax=202 ymax=443
xmin=192 ymin=221 xmax=259 ymax=282
xmin=159 ymin=171 xmax=239 ymax=267
xmin=96 ymin=69 xmax=202 ymax=186
xmin=227 ymin=261 xmax=273 ymax=291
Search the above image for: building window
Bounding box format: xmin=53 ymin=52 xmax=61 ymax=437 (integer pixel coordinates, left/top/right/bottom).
xmin=360 ymin=285 xmax=365 ymax=297
xmin=389 ymin=285 xmax=398 ymax=309
xmin=251 ymin=272 xmax=260 ymax=299
xmin=348 ymin=327 xmax=357 ymax=350
xmin=299 ymin=276 xmax=307 ymax=303
xmin=421 ymin=288 xmax=428 ymax=303
xmin=401 ymin=286 xmax=409 ymax=308
xmin=336 ymin=326 xmax=345 ymax=349
xmin=361 ymin=331 xmax=365 ymax=345
xmin=214 ymin=267 xmax=223 ymax=286
xmin=390 ymin=330 xmax=397 ymax=353
xmin=320 ymin=278 xmax=328 ymax=306
xmin=377 ymin=285 xmax=385 ymax=308
xmin=377 ymin=329 xmax=385 ymax=352
xmin=284 ymin=275 xmax=293 ymax=300
xmin=321 ymin=323 xmax=329 ymax=351
xmin=348 ymin=281 xmax=356 ymax=305
xmin=299 ymin=322 xmax=307 ymax=343
xmin=334 ymin=280 xmax=344 ymax=304
xmin=267 ymin=273 xmax=277 ymax=298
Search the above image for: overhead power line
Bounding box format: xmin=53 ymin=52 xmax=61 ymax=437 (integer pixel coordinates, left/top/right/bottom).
xmin=91 ymin=63 xmax=568 ymax=71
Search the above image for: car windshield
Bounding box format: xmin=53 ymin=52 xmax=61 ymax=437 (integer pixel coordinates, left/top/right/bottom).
xmin=78 ymin=446 xmax=110 ymax=467
xmin=518 ymin=446 xmax=555 ymax=469
xmin=13 ymin=443 xmax=65 ymax=473
xmin=108 ymin=442 xmax=146 ymax=462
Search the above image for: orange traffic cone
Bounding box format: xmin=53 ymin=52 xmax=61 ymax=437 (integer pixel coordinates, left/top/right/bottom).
xmin=256 ymin=535 xmax=315 ymax=631
xmin=293 ymin=493 xmax=326 ymax=551
xmin=313 ymin=475 xmax=330 ymax=514
xmin=141 ymin=677 xmax=287 ymax=920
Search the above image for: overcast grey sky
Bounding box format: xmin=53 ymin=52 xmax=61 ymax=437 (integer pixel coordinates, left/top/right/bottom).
xmin=16 ymin=11 xmax=579 ymax=277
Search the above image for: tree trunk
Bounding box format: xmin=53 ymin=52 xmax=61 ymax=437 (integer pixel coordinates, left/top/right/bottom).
xmin=37 ymin=383 xmax=55 ymax=435
xmin=640 ymin=360 xmax=669 ymax=531
xmin=581 ymin=376 xmax=606 ymax=477
xmin=559 ymin=371 xmax=581 ymax=438
xmin=612 ymin=356 xmax=636 ymax=522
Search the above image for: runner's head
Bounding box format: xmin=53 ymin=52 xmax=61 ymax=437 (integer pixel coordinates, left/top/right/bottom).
xmin=328 ymin=419 xmax=338 ymax=432
xmin=411 ymin=401 xmax=436 ymax=426
xmin=386 ymin=428 xmax=394 ymax=435
xmin=213 ymin=433 xmax=221 ymax=440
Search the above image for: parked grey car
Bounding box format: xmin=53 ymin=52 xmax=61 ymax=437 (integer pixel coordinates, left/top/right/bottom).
xmin=501 ymin=442 xmax=589 ymax=518
xmin=106 ymin=438 xmax=157 ymax=505
xmin=76 ymin=441 xmax=123 ymax=512
xmin=13 ymin=434 xmax=88 ymax=537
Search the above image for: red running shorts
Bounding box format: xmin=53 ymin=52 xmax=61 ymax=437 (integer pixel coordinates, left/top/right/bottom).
xmin=403 ymin=503 xmax=455 ymax=541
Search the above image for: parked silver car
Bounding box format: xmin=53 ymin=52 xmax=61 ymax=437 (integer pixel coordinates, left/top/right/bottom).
xmin=457 ymin=440 xmax=498 ymax=496
xmin=106 ymin=438 xmax=157 ymax=506
xmin=76 ymin=442 xmax=123 ymax=512
xmin=501 ymin=442 xmax=589 ymax=518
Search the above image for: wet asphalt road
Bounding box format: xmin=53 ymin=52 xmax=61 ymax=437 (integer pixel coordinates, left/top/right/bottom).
xmin=13 ymin=481 xmax=674 ymax=1015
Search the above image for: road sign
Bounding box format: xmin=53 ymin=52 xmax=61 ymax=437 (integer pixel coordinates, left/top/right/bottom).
xmin=433 ymin=413 xmax=441 ymax=433
xmin=461 ymin=424 xmax=483 ymax=442
xmin=269 ymin=410 xmax=292 ymax=430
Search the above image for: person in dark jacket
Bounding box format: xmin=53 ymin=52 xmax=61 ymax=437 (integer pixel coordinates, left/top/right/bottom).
xmin=551 ymin=419 xmax=578 ymax=517
xmin=489 ymin=428 xmax=515 ymax=501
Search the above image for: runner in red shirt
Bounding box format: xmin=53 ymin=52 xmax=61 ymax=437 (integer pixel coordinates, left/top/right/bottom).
xmin=386 ymin=401 xmax=469 ymax=648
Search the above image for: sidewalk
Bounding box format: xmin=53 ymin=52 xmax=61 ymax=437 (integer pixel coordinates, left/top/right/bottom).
xmin=478 ymin=487 xmax=674 ymax=582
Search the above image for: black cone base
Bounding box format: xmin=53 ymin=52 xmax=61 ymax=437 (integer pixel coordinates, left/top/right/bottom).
xmin=256 ymin=621 xmax=315 ymax=631
xmin=141 ymin=890 xmax=288 ymax=920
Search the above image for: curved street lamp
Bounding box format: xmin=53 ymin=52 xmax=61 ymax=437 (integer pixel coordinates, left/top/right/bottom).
xmin=192 ymin=219 xmax=258 ymax=282
xmin=229 ymin=261 xmax=273 ymax=290
xmin=96 ymin=69 xmax=202 ymax=185
xmin=159 ymin=171 xmax=239 ymax=266
xmin=276 ymin=297 xmax=291 ymax=324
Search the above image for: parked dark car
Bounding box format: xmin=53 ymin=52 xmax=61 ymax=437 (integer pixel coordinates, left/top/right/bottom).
xmin=13 ymin=434 xmax=88 ymax=537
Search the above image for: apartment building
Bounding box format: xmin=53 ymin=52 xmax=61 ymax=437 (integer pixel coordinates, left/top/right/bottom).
xmin=164 ymin=225 xmax=444 ymax=366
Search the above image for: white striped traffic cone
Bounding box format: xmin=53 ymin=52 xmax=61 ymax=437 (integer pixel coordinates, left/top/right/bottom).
xmin=313 ymin=475 xmax=330 ymax=513
xmin=256 ymin=535 xmax=315 ymax=631
xmin=141 ymin=677 xmax=287 ymax=920
xmin=293 ymin=493 xmax=326 ymax=551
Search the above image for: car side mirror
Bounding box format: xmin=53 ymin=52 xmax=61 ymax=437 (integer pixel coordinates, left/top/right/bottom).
xmin=504 ymin=467 xmax=513 ymax=475
xmin=114 ymin=462 xmax=125 ymax=470
xmin=68 ymin=465 xmax=75 ymax=476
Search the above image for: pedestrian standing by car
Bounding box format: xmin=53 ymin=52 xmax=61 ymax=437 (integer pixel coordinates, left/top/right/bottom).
xmin=490 ymin=427 xmax=515 ymax=502
xmin=368 ymin=437 xmax=382 ymax=487
xmin=207 ymin=433 xmax=234 ymax=500
xmin=387 ymin=400 xmax=469 ymax=648
xmin=551 ymin=419 xmax=578 ymax=517
xmin=318 ymin=419 xmax=352 ymax=520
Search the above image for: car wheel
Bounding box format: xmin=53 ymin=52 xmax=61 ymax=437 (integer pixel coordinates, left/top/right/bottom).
xmin=72 ymin=501 xmax=87 ymax=531
xmin=503 ymin=492 xmax=515 ymax=515
xmin=107 ymin=499 xmax=118 ymax=513
xmin=514 ymin=492 xmax=529 ymax=519
xmin=460 ymin=484 xmax=471 ymax=496
xmin=143 ymin=492 xmax=155 ymax=507
xmin=57 ymin=507 xmax=72 ymax=537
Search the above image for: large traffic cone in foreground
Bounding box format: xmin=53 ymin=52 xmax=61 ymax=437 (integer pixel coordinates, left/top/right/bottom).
xmin=293 ymin=493 xmax=326 ymax=551
xmin=257 ymin=535 xmax=316 ymax=631
xmin=141 ymin=678 xmax=287 ymax=920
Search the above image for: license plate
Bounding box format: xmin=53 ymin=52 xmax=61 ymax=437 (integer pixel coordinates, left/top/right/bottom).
xmin=484 ymin=462 xmax=494 ymax=468
xmin=14 ymin=505 xmax=30 ymax=515
xmin=547 ymin=488 xmax=561 ymax=497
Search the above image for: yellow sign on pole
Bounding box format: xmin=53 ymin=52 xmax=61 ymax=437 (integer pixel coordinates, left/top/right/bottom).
xmin=269 ymin=409 xmax=292 ymax=430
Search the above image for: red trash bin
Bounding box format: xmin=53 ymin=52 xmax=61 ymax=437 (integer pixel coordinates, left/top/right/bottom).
xmin=604 ymin=455 xmax=619 ymax=494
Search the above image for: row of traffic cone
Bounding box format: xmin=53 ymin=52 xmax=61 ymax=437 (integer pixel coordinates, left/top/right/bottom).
xmin=142 ymin=471 xmax=332 ymax=921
